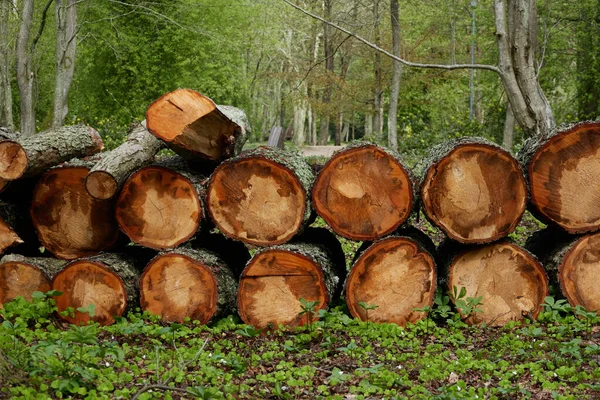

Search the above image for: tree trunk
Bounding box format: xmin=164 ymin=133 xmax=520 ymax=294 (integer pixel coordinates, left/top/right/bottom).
xmin=146 ymin=89 xmax=249 ymax=163
xmin=52 ymin=254 xmax=141 ymax=326
xmin=0 ymin=254 xmax=67 ymax=308
xmin=31 ymin=158 xmax=120 ymax=260
xmin=387 ymin=0 xmax=402 ymax=151
xmin=416 ymin=137 xmax=527 ymax=244
xmin=116 ymin=157 xmax=206 ymax=251
xmin=292 ymin=97 xmax=306 ymax=147
xmin=502 ymin=102 xmax=515 ymax=150
xmin=439 ymin=241 xmax=548 ymax=326
xmin=318 ymin=0 xmax=334 ymax=146
xmin=364 ymin=113 xmax=373 ymax=138
xmin=312 ymin=142 xmax=414 ymax=241
xmin=346 ymin=226 xmax=436 ymax=326
xmin=372 ymin=0 xmax=383 ymax=140
xmin=318 ymin=115 xmax=329 ymax=145
xmin=207 ymin=146 xmax=314 ymax=247
xmin=0 ymin=201 xmax=23 ymax=255
xmin=16 ymin=0 xmax=34 ymax=137
xmin=0 ymin=0 xmax=14 ymax=130
xmin=52 ymin=0 xmax=77 ymax=128
xmin=86 ymin=121 xmax=163 ymax=200
xmin=518 ymin=121 xmax=600 ymax=233
xmin=140 ymin=248 xmax=237 ymax=324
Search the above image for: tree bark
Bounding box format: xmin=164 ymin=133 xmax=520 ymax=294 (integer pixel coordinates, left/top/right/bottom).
xmin=53 ymin=254 xmax=141 ymax=326
xmin=387 ymin=0 xmax=402 ymax=151
xmin=416 ymin=137 xmax=527 ymax=244
xmin=0 ymin=0 xmax=14 ymax=130
xmin=86 ymin=121 xmax=163 ymax=200
xmin=312 ymin=142 xmax=414 ymax=241
xmin=140 ymin=248 xmax=237 ymax=324
xmin=116 ymin=157 xmax=206 ymax=251
xmin=318 ymin=0 xmax=334 ymax=146
xmin=207 ymin=146 xmax=314 ymax=247
xmin=52 ymin=0 xmax=77 ymax=128
xmin=372 ymin=0 xmax=384 ymax=141
xmin=502 ymin=101 xmax=515 ymax=150
xmin=16 ymin=0 xmax=35 ymax=136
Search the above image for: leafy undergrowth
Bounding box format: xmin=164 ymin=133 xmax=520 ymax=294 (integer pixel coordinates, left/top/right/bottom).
xmin=1 ymin=293 xmax=600 ymax=400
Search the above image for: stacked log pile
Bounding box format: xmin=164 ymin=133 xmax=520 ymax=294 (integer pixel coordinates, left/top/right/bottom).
xmin=0 ymin=88 xmax=598 ymax=328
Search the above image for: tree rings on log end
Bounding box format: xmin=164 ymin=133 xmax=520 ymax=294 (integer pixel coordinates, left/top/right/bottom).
xmin=140 ymin=253 xmax=218 ymax=324
xmin=346 ymin=237 xmax=436 ymax=326
xmin=529 ymin=122 xmax=600 ymax=233
xmin=0 ymin=218 xmax=22 ymax=255
xmin=86 ymin=171 xmax=119 ymax=200
xmin=559 ymin=233 xmax=600 ymax=313
xmin=238 ymin=250 xmax=328 ymax=328
xmin=0 ymin=262 xmax=50 ymax=308
xmin=313 ymin=145 xmax=413 ymax=241
xmin=448 ymin=243 xmax=548 ymax=326
xmin=421 ymin=143 xmax=526 ymax=243
xmin=116 ymin=166 xmax=202 ymax=250
xmin=52 ymin=261 xmax=127 ymax=326
xmin=208 ymin=158 xmax=306 ymax=246
xmin=0 ymin=141 xmax=27 ymax=180
xmin=31 ymin=167 xmax=119 ymax=260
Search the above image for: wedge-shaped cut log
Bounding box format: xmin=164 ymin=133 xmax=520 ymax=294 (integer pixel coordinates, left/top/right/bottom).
xmin=519 ymin=121 xmax=600 ymax=233
xmin=0 ymin=201 xmax=23 ymax=255
xmin=312 ymin=143 xmax=414 ymax=241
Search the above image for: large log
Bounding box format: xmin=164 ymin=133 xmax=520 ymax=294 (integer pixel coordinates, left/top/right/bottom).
xmin=146 ymin=89 xmax=249 ymax=163
xmin=86 ymin=120 xmax=163 ymax=200
xmin=0 ymin=254 xmax=67 ymax=308
xmin=52 ymin=254 xmax=140 ymax=326
xmin=30 ymin=159 xmax=120 ymax=260
xmin=0 ymin=201 xmax=23 ymax=255
xmin=312 ymin=143 xmax=414 ymax=241
xmin=416 ymin=137 xmax=527 ymax=244
xmin=115 ymin=157 xmax=205 ymax=250
xmin=440 ymin=241 xmax=548 ymax=326
xmin=207 ymin=147 xmax=314 ymax=246
xmin=345 ymin=227 xmax=436 ymax=326
xmin=140 ymin=248 xmax=237 ymax=324
xmin=518 ymin=121 xmax=600 ymax=233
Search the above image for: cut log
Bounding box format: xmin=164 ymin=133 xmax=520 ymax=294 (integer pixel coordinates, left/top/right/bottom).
xmin=527 ymin=229 xmax=600 ymax=314
xmin=237 ymin=241 xmax=343 ymax=329
xmin=0 ymin=254 xmax=67 ymax=308
xmin=441 ymin=241 xmax=548 ymax=326
xmin=86 ymin=120 xmax=163 ymax=200
xmin=346 ymin=227 xmax=436 ymax=326
xmin=416 ymin=137 xmax=527 ymax=244
xmin=0 ymin=127 xmax=26 ymax=181
xmin=193 ymin=232 xmax=251 ymax=278
xmin=140 ymin=248 xmax=236 ymax=324
xmin=0 ymin=201 xmax=23 ymax=255
xmin=30 ymin=159 xmax=120 ymax=260
xmin=312 ymin=143 xmax=414 ymax=241
xmin=146 ymin=89 xmax=249 ymax=162
xmin=518 ymin=121 xmax=600 ymax=233
xmin=207 ymin=147 xmax=314 ymax=246
xmin=52 ymin=254 xmax=140 ymax=326
xmin=115 ymin=157 xmax=205 ymax=250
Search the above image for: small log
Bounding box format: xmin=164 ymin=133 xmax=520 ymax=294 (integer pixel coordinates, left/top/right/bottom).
xmin=416 ymin=137 xmax=527 ymax=244
xmin=312 ymin=143 xmax=414 ymax=241
xmin=115 ymin=157 xmax=205 ymax=250
xmin=440 ymin=241 xmax=548 ymax=326
xmin=30 ymin=159 xmax=120 ymax=260
xmin=52 ymin=254 xmax=140 ymax=326
xmin=146 ymin=89 xmax=249 ymax=162
xmin=140 ymin=248 xmax=237 ymax=324
xmin=207 ymin=147 xmax=314 ymax=246
xmin=518 ymin=121 xmax=600 ymax=233
xmin=0 ymin=254 xmax=67 ymax=308
xmin=237 ymin=241 xmax=343 ymax=329
xmin=86 ymin=121 xmax=163 ymax=200
xmin=0 ymin=127 xmax=26 ymax=181
xmin=193 ymin=231 xmax=251 ymax=279
xmin=346 ymin=227 xmax=436 ymax=326
xmin=0 ymin=201 xmax=23 ymax=255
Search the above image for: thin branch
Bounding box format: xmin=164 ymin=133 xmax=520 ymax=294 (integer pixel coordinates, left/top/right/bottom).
xmin=282 ymin=0 xmax=501 ymax=74
xmin=31 ymin=0 xmax=54 ymax=55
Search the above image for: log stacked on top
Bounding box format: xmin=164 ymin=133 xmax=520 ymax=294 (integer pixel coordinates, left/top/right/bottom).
xmin=0 ymin=88 xmax=597 ymax=328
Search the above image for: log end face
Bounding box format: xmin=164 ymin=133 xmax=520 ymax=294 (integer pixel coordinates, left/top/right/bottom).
xmin=0 ymin=141 xmax=27 ymax=180
xmin=0 ymin=262 xmax=51 ymax=308
xmin=0 ymin=218 xmax=23 ymax=255
xmin=86 ymin=171 xmax=118 ymax=200
xmin=560 ymin=233 xmax=600 ymax=313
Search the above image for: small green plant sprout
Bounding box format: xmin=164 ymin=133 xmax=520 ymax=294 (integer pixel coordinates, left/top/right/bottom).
xmin=357 ymin=301 xmax=378 ymax=326
xmin=574 ymin=304 xmax=599 ymax=336
xmin=450 ymin=286 xmax=483 ymax=321
xmin=298 ymin=298 xmax=319 ymax=332
xmin=541 ymin=296 xmax=574 ymax=321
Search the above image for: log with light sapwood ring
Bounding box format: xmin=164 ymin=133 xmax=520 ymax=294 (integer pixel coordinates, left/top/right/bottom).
xmin=518 ymin=121 xmax=600 ymax=233
xmin=0 ymin=127 xmax=26 ymax=181
xmin=312 ymin=143 xmax=414 ymax=241
xmin=140 ymin=248 xmax=237 ymax=324
xmin=417 ymin=137 xmax=527 ymax=244
xmin=237 ymin=243 xmax=340 ymax=329
xmin=207 ymin=146 xmax=314 ymax=247
xmin=30 ymin=159 xmax=120 ymax=260
xmin=115 ymin=157 xmax=205 ymax=250
xmin=345 ymin=229 xmax=436 ymax=326
xmin=0 ymin=254 xmax=67 ymax=309
xmin=444 ymin=242 xmax=548 ymax=326
xmin=86 ymin=120 xmax=163 ymax=200
xmin=146 ymin=88 xmax=249 ymax=162
xmin=52 ymin=254 xmax=140 ymax=326
xmin=0 ymin=201 xmax=23 ymax=255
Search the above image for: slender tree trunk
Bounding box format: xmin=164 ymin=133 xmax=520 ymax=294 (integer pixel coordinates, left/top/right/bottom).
xmin=503 ymin=102 xmax=515 ymax=150
xmin=319 ymin=0 xmax=334 ymax=145
xmin=387 ymin=0 xmax=402 ymax=150
xmin=364 ymin=113 xmax=373 ymax=137
xmin=292 ymin=96 xmax=307 ymax=146
xmin=16 ymin=0 xmax=35 ymax=136
xmin=52 ymin=0 xmax=77 ymax=128
xmin=0 ymin=0 xmax=14 ymax=129
xmin=372 ymin=0 xmax=384 ymax=140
